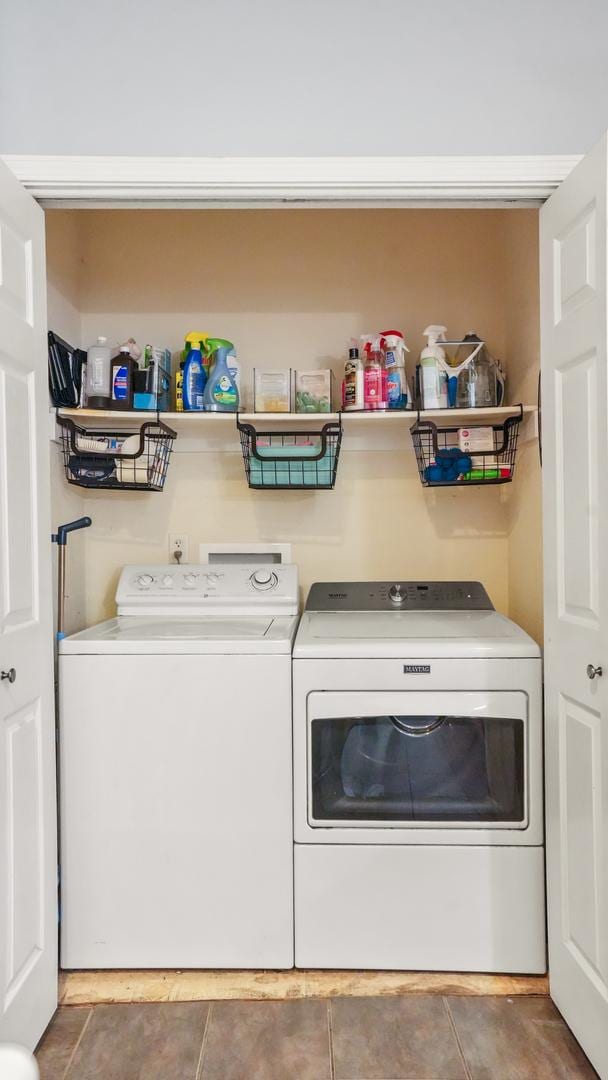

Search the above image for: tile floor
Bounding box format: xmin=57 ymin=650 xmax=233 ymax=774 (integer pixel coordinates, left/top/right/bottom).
xmin=36 ymin=994 xmax=598 ymax=1080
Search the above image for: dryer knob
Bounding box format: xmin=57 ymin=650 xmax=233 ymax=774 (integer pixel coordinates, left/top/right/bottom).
xmin=389 ymin=584 xmax=405 ymax=604
xmin=137 ymin=573 xmax=154 ymax=587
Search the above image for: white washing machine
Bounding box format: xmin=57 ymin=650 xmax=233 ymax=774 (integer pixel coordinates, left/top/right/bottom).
xmin=293 ymin=580 xmax=546 ymax=974
xmin=59 ymin=554 xmax=298 ymax=969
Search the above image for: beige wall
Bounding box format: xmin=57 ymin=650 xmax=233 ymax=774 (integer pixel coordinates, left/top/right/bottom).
xmin=503 ymin=212 xmax=543 ymax=645
xmin=46 ymin=212 xmax=87 ymax=636
xmin=46 ymin=208 xmax=541 ymax=633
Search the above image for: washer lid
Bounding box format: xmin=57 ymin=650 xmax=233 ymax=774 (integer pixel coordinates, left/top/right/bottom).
xmin=60 ymin=614 xmax=299 ymax=655
xmin=293 ymin=609 xmax=541 ymax=659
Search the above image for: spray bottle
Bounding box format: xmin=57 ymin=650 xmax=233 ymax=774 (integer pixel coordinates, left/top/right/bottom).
xmin=363 ymin=336 xmax=387 ymax=411
xmin=382 ymin=330 xmax=411 ymax=409
xmin=205 ymin=338 xmax=240 ymax=401
xmin=419 ymin=325 xmax=449 ymax=409
xmin=203 ymin=344 xmax=239 ymax=411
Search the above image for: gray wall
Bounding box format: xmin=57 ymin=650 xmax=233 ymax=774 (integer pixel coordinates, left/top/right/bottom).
xmin=2 ymin=0 xmax=608 ymax=156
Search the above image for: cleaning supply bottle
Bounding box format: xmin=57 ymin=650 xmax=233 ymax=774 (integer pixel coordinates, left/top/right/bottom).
xmin=175 ymin=360 xmax=185 ymax=411
xmin=110 ymin=344 xmax=136 ymax=410
xmin=454 ymin=332 xmax=503 ymax=408
xmin=363 ymin=337 xmax=387 ymax=411
xmin=203 ymin=344 xmax=239 ymax=411
xmin=184 ymin=332 xmax=209 ymax=361
xmin=228 ymin=352 xmax=241 ymax=400
xmin=419 ymin=326 xmax=449 ymax=409
xmin=183 ymin=345 xmax=207 ymax=411
xmin=204 ymin=338 xmax=240 ymax=400
xmin=85 ymin=336 xmax=113 ymax=409
xmin=382 ymin=330 xmax=410 ymax=409
xmin=343 ymin=345 xmax=364 ymax=410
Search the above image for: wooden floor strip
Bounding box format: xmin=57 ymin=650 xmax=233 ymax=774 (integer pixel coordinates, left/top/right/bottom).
xmin=59 ymin=969 xmax=549 ymax=1005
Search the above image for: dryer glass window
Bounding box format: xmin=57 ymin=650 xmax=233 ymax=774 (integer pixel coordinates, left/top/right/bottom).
xmin=310 ymin=714 xmax=524 ymax=824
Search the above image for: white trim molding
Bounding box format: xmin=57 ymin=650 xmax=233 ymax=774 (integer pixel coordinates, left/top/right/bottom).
xmin=1 ymin=154 xmax=581 ymax=207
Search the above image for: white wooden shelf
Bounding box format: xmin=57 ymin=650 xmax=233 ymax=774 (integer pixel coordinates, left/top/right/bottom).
xmin=56 ymin=405 xmax=534 ymax=425
xmin=53 ymin=405 xmax=536 ymax=454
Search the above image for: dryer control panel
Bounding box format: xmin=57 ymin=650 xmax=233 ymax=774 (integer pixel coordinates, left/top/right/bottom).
xmin=116 ymin=563 xmax=298 ymax=616
xmin=305 ymin=580 xmax=494 ymax=612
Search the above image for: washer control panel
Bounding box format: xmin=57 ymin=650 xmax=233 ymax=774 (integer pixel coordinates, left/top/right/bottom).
xmin=305 ymin=581 xmax=494 ymax=612
xmin=117 ymin=564 xmax=298 ymax=615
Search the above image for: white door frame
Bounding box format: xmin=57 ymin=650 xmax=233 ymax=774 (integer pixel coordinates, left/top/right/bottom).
xmin=0 ymin=154 xmax=581 ymax=208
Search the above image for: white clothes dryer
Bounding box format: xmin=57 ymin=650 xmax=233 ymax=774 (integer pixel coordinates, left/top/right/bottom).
xmin=292 ymin=580 xmax=545 ymax=973
xmin=59 ymin=559 xmax=298 ymax=969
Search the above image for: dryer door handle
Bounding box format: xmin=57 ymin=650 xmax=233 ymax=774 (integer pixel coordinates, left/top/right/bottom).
xmin=390 ymin=715 xmax=446 ymax=737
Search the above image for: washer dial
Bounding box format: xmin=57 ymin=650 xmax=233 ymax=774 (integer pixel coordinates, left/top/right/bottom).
xmin=250 ymin=569 xmax=278 ymax=591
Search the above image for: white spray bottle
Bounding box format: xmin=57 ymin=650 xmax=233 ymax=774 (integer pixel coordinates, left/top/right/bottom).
xmin=420 ymin=325 xmax=448 ymax=409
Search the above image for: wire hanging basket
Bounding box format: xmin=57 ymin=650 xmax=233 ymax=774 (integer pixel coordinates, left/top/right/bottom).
xmin=237 ymin=418 xmax=342 ymax=489
xmin=57 ymin=415 xmax=176 ymax=492
xmin=410 ymin=407 xmax=522 ymax=487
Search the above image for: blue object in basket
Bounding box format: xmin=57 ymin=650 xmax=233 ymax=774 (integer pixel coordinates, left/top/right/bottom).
xmin=425 ymin=447 xmax=472 ymax=484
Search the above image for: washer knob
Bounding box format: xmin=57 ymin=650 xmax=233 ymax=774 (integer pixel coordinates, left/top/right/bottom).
xmin=137 ymin=573 xmax=154 ymax=587
xmin=389 ymin=583 xmax=406 ymax=604
xmin=183 ymin=572 xmax=198 ymax=586
xmin=161 ymin=574 xmax=173 ymax=587
xmin=250 ymin=569 xmax=278 ymax=590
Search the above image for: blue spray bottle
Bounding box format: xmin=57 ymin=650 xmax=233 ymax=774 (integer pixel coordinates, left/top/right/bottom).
xmin=183 ymin=345 xmax=206 ymax=410
xmin=203 ymin=345 xmax=239 ymax=412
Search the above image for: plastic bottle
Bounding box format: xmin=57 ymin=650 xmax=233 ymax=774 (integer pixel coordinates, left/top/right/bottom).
xmin=85 ymin=336 xmax=112 ymax=409
xmin=175 ymin=361 xmax=185 ymax=411
xmin=382 ymin=330 xmax=411 ymax=409
xmin=228 ymin=354 xmax=241 ymax=399
xmin=343 ymin=346 xmax=364 ymax=410
xmin=420 ymin=325 xmax=449 ymax=409
xmin=454 ymin=331 xmax=504 ymax=408
xmin=363 ymin=338 xmax=387 ymax=411
xmin=183 ymin=345 xmax=207 ymax=411
xmin=110 ymin=345 xmax=135 ymax=410
xmin=205 ymin=338 xmax=240 ymax=402
xmin=203 ymin=345 xmax=239 ymax=411
xmin=184 ymin=332 xmax=210 ymax=364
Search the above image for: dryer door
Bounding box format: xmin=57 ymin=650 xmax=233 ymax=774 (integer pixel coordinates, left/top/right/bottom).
xmin=307 ymin=691 xmax=535 ymax=842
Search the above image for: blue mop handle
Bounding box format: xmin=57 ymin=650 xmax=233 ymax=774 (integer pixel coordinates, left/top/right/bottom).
xmin=51 ymin=517 xmax=92 ymax=545
xmin=52 ymin=517 xmax=92 ymax=640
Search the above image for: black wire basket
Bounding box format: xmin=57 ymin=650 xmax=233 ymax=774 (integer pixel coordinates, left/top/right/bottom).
xmin=57 ymin=415 xmax=177 ymax=491
xmin=411 ymin=407 xmax=522 ymax=487
xmin=237 ymin=419 xmax=342 ymax=489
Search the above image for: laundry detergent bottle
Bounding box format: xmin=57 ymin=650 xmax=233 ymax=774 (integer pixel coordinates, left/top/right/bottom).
xmin=183 ymin=344 xmax=207 ymax=411
xmin=203 ymin=345 xmax=239 ymax=411
xmin=419 ymin=325 xmax=449 ymax=409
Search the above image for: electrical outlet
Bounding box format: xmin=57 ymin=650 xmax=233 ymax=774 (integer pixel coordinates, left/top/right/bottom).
xmin=169 ymin=534 xmax=189 ymax=564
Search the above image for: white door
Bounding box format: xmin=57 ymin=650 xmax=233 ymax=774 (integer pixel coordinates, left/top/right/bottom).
xmin=541 ymin=133 xmax=608 ymax=1078
xmin=0 ymin=159 xmax=57 ymax=1047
